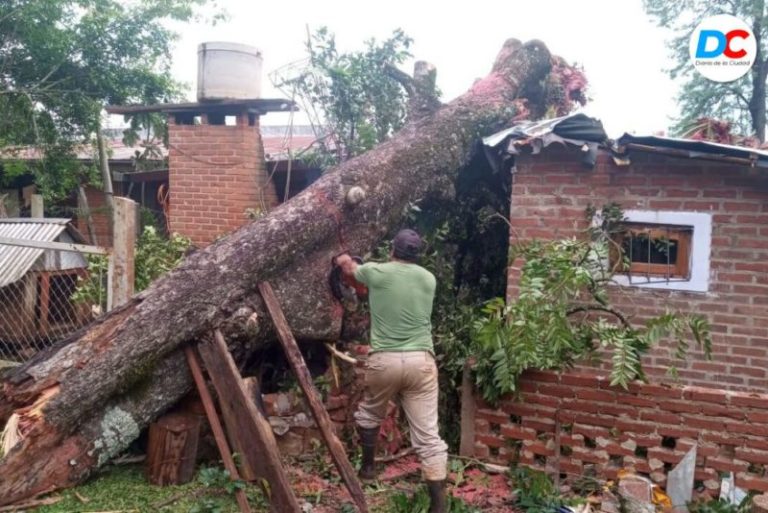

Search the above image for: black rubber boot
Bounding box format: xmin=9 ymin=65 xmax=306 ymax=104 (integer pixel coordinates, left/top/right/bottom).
xmin=426 ymin=479 xmax=447 ymax=513
xmin=357 ymin=425 xmax=379 ymax=481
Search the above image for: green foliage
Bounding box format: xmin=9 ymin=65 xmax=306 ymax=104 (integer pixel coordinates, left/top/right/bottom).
xmin=471 ymin=204 xmax=712 ymax=403
xmin=643 ymin=0 xmax=768 ymax=140
xmin=511 ymin=466 xmax=567 ymax=513
xmin=386 ymin=486 xmax=481 ymax=513
xmin=134 ymin=227 xmax=192 ymax=292
xmin=511 ymin=466 xmax=578 ymax=513
xmin=688 ymin=497 xmax=753 ymax=513
xmin=279 ymin=27 xmax=414 ymax=162
xmin=0 ymin=0 xmax=220 ymax=199
xmin=73 ymin=226 xmax=190 ymax=309
xmin=71 ymin=252 xmax=111 ymax=312
xmin=197 ymin=466 xmax=246 ymax=495
xmin=189 ymin=465 xmax=260 ymax=513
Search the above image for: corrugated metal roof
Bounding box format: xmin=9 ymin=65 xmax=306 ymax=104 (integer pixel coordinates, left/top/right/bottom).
xmin=483 ymin=113 xmax=768 ymax=170
xmin=0 ymin=219 xmax=71 ymax=288
xmin=617 ymin=133 xmax=768 ymax=168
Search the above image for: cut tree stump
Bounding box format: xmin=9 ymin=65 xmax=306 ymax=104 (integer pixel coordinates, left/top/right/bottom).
xmin=146 ymin=411 xmax=201 ymax=486
xmin=259 ymin=281 xmax=368 ymax=513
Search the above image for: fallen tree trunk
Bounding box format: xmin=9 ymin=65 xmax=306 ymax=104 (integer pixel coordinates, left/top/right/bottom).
xmin=0 ymin=38 xmax=555 ymax=504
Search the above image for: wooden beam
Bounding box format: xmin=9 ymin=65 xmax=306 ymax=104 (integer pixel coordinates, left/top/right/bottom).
xmin=199 ymin=331 xmax=301 ymax=513
xmin=109 ymin=197 xmax=137 ymax=309
xmin=258 ymin=282 xmax=369 ymax=513
xmin=0 ymin=237 xmax=109 ymax=255
xmin=38 ymin=273 xmax=50 ymax=337
xmin=105 ymin=99 xmax=297 ymax=115
xmin=459 ymin=360 xmax=477 ymax=457
xmin=184 ymin=346 xmax=252 ymax=513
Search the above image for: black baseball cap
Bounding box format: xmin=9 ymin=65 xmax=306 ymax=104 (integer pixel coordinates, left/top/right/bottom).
xmin=393 ymin=229 xmax=422 ymax=260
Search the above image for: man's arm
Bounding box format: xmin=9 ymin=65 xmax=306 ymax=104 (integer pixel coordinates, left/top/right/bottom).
xmin=335 ymin=253 xmax=359 ymax=277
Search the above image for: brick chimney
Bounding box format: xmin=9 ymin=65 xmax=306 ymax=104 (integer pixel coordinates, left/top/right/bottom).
xmin=167 ymin=105 xmax=280 ymax=247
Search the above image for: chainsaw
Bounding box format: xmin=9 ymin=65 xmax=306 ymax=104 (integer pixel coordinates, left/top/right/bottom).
xmin=329 ymin=252 xmax=368 ymax=303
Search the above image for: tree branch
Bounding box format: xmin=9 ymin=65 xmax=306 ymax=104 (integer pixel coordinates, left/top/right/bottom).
xmin=730 ymin=87 xmax=750 ymax=107
xmin=384 ymin=63 xmax=415 ymax=97
xmin=385 ymin=61 xmax=441 ymax=121
xmin=566 ymin=305 xmax=632 ymax=330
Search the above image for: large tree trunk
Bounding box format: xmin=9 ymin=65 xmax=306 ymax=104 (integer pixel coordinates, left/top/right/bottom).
xmin=0 ymin=38 xmax=553 ymax=505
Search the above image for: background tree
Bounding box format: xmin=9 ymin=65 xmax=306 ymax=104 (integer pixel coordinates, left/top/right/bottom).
xmin=273 ymin=27 xmax=415 ymax=164
xmin=0 ymin=0 xmax=217 ymax=199
xmin=644 ymin=0 xmax=768 ymax=142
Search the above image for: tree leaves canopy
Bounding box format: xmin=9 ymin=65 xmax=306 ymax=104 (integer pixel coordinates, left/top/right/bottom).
xmin=0 ymin=0 xmax=215 ymax=198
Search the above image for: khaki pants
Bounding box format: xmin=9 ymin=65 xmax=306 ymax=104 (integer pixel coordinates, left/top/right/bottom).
xmin=354 ymin=351 xmax=448 ymax=481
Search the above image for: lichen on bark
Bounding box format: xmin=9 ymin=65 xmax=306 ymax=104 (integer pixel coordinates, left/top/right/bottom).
xmin=90 ymin=407 xmax=140 ymax=466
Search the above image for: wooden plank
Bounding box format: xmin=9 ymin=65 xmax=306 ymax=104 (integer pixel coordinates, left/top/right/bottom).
xmin=110 ymin=196 xmax=137 ymax=309
xmin=183 ymin=346 xmax=252 ymax=513
xmin=38 ymin=273 xmax=50 ymax=337
xmin=0 ymin=237 xmax=109 ymax=255
xmin=459 ymin=360 xmax=477 ymax=457
xmin=258 ymin=281 xmax=369 ymax=513
xmin=199 ymin=331 xmax=301 ymax=513
xmin=96 ymin=131 xmax=115 ymax=215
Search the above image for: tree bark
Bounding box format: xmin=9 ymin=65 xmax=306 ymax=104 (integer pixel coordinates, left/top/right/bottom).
xmin=750 ymin=1 xmax=767 ymax=143
xmin=0 ymin=38 xmax=554 ymax=505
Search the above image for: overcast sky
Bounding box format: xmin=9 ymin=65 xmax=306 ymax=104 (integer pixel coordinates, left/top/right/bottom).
xmin=161 ymin=0 xmax=681 ymax=138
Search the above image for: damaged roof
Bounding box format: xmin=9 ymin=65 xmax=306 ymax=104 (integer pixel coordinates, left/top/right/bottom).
xmin=482 ymin=113 xmax=608 ymax=152
xmin=482 ymin=113 xmax=608 ymax=170
xmin=483 ymin=113 xmax=768 ymax=169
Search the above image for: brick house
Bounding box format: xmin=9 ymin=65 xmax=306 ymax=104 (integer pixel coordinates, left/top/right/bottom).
xmin=467 ymin=115 xmax=768 ymax=493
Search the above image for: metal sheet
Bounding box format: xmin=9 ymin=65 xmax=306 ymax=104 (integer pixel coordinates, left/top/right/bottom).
xmin=617 ymin=134 xmax=768 ymax=168
xmin=0 ymin=218 xmax=85 ymax=288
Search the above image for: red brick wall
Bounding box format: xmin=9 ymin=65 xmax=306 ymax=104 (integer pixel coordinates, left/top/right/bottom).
xmin=508 ymin=145 xmax=768 ymax=391
xmin=472 ymin=370 xmax=768 ymax=493
xmin=168 ymin=113 xmax=277 ymax=247
xmin=76 ymin=185 xmax=112 ymax=247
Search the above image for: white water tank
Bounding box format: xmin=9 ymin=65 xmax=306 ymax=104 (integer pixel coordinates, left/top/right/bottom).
xmin=197 ymin=42 xmax=263 ymax=101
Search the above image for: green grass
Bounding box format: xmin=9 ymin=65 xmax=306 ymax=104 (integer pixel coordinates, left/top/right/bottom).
xmin=36 ymin=465 xmax=268 ymax=513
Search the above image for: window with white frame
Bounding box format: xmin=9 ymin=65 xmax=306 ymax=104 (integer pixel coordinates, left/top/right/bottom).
xmin=610 ymin=211 xmax=712 ymax=292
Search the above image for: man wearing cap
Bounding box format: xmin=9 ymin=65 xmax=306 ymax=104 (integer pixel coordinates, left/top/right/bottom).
xmin=336 ymin=229 xmax=448 ymax=513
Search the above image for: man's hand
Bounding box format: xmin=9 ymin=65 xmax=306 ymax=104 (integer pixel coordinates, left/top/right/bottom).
xmin=335 ymin=253 xmax=359 ymax=277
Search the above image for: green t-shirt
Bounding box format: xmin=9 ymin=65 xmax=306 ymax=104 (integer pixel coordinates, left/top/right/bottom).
xmin=354 ymin=261 xmax=436 ymax=353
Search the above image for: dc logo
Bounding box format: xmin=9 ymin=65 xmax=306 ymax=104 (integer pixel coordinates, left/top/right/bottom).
xmin=695 ymin=29 xmax=751 ymax=59
xmin=689 ymin=14 xmax=756 ymax=82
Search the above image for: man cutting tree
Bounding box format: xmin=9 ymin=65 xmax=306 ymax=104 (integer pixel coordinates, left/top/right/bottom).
xmin=336 ymin=229 xmax=448 ymax=513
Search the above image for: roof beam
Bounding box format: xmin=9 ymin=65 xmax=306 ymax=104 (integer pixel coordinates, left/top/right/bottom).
xmin=0 ymin=237 xmax=110 ymax=255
